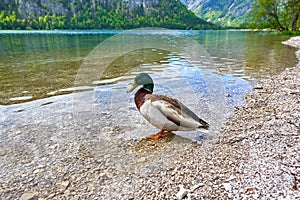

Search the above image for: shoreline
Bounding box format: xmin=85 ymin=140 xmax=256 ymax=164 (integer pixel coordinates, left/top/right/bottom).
xmin=0 ymin=37 xmax=299 ymax=199
xmin=186 ymin=37 xmax=300 ymax=199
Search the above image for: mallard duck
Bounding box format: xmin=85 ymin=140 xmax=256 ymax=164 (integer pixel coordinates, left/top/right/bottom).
xmin=127 ymin=73 xmax=209 ymax=139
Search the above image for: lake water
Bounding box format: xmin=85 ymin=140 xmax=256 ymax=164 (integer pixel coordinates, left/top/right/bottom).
xmin=0 ymin=29 xmax=298 ymax=140
xmin=0 ymin=30 xmax=297 ymax=105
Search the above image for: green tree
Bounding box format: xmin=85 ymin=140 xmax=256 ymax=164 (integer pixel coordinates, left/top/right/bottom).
xmin=287 ymin=0 xmax=300 ymax=31
xmin=249 ymin=0 xmax=300 ymax=31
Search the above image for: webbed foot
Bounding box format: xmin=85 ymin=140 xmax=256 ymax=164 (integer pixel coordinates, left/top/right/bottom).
xmin=147 ymin=130 xmax=168 ymax=140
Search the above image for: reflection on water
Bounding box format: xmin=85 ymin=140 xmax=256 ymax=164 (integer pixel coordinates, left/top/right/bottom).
xmin=100 ymin=48 xmax=169 ymax=80
xmin=0 ymin=31 xmax=112 ymax=104
xmin=190 ymin=30 xmax=297 ymax=80
xmin=0 ymin=30 xmax=297 ymax=105
xmin=243 ymin=32 xmax=297 ymax=78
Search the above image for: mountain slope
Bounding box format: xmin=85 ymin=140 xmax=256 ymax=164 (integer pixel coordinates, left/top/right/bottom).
xmin=180 ymin=0 xmax=253 ymax=27
xmin=0 ymin=0 xmax=217 ymax=30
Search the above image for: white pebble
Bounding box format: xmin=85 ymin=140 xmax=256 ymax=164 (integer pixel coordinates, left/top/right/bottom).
xmin=176 ymin=186 xmax=188 ymax=200
xmin=223 ymin=182 xmax=232 ymax=191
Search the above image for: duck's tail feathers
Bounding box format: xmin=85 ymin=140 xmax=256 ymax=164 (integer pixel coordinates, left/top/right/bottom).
xmin=198 ymin=118 xmax=209 ymax=132
xmin=197 ymin=126 xmax=210 ymax=134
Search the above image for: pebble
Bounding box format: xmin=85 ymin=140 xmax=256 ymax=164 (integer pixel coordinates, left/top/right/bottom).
xmin=19 ymin=192 xmax=36 ymax=200
xmin=176 ymin=186 xmax=188 ymax=200
xmin=223 ymin=183 xmax=232 ymax=191
xmin=88 ymin=183 xmax=95 ymax=191
xmin=57 ymin=181 xmax=70 ymax=191
xmin=137 ymin=157 xmax=147 ymax=163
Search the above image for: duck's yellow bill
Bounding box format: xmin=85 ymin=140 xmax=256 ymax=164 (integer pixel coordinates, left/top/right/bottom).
xmin=127 ymin=81 xmax=138 ymax=93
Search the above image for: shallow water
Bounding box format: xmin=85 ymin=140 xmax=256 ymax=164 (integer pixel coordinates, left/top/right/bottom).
xmin=0 ymin=29 xmax=297 ymax=140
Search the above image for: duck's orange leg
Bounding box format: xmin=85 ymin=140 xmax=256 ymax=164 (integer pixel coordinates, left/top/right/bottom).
xmin=147 ymin=130 xmax=167 ymax=140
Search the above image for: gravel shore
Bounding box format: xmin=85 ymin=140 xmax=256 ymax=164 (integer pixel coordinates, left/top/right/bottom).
xmin=1 ymin=37 xmax=299 ymax=200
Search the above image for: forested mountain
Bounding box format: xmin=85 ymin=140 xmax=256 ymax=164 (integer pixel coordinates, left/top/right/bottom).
xmin=180 ymin=0 xmax=254 ymax=27
xmin=0 ymin=0 xmax=218 ymax=30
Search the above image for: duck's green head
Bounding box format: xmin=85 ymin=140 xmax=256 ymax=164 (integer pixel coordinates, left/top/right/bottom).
xmin=127 ymin=73 xmax=154 ymax=93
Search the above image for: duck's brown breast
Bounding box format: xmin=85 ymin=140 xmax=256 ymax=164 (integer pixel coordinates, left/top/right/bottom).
xmin=134 ymin=88 xmax=152 ymax=110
